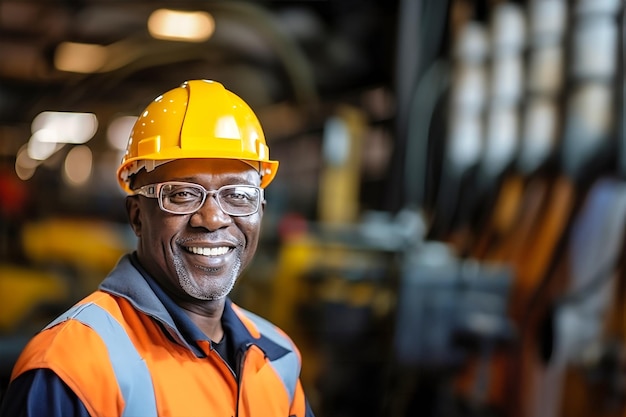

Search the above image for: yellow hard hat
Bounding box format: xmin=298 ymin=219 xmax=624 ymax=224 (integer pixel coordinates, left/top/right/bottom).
xmin=117 ymin=79 xmax=279 ymax=193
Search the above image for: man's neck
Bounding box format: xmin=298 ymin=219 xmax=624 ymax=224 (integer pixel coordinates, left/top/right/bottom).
xmin=179 ymin=300 xmax=226 ymax=342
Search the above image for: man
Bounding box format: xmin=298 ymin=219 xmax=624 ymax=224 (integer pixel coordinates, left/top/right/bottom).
xmin=0 ymin=80 xmax=315 ymax=417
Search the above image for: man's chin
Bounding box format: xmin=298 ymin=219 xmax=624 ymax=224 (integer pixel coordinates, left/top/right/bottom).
xmin=183 ymin=273 xmax=236 ymax=301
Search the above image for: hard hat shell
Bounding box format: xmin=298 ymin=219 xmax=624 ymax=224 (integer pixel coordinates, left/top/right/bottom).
xmin=117 ymin=79 xmax=279 ymax=193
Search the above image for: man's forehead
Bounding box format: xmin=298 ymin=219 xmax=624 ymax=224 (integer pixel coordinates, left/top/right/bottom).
xmin=136 ymin=158 xmax=261 ymax=185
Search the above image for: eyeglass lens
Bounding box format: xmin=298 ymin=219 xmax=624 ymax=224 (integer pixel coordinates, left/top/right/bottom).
xmin=160 ymin=183 xmax=259 ymax=215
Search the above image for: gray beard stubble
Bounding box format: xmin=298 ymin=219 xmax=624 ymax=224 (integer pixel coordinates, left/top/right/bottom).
xmin=173 ymin=252 xmax=241 ymax=300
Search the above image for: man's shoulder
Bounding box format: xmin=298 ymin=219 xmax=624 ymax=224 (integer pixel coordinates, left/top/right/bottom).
xmin=11 ymin=293 xmax=119 ymax=379
xmin=22 ymin=291 xmax=117 ymax=346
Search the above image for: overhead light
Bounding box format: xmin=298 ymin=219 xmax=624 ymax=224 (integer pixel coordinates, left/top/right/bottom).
xmin=24 ymin=111 xmax=98 ymax=163
xmin=54 ymin=42 xmax=108 ymax=73
xmin=63 ymin=145 xmax=93 ymax=186
xmin=27 ymin=130 xmax=64 ymax=160
xmin=31 ymin=111 xmax=98 ymax=144
xmin=15 ymin=145 xmax=40 ymax=180
xmin=148 ymin=9 xmax=215 ymax=42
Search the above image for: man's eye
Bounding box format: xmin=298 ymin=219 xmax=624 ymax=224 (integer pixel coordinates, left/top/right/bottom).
xmin=226 ymin=192 xmax=248 ymax=200
xmin=167 ymin=187 xmax=202 ymax=201
xmin=224 ymin=188 xmax=255 ymax=200
xmin=221 ymin=188 xmax=257 ymax=207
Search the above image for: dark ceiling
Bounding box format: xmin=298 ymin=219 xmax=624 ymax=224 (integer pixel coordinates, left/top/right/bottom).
xmin=0 ymin=0 xmax=399 ymax=137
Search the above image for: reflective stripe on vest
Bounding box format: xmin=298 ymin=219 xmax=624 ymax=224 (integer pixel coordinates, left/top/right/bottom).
xmin=45 ymin=302 xmax=157 ymax=417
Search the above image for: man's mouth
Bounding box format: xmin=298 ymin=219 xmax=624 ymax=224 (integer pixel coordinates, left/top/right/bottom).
xmin=184 ymin=246 xmax=231 ymax=256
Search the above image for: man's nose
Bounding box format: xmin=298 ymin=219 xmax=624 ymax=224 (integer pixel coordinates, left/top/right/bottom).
xmin=189 ymin=194 xmax=232 ymax=229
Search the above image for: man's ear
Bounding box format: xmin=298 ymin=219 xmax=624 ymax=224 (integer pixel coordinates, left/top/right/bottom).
xmin=126 ymin=196 xmax=142 ymax=237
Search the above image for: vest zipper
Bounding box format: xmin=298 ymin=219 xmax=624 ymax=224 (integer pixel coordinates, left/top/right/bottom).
xmin=212 ymin=348 xmax=237 ymax=379
xmin=235 ymin=343 xmax=253 ymax=417
xmin=209 ymin=341 xmax=239 ymax=416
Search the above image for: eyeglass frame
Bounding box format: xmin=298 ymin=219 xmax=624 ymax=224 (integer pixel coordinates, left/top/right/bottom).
xmin=132 ymin=181 xmax=264 ymax=216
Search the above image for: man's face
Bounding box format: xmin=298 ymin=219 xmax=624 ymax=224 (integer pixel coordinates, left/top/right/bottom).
xmin=127 ymin=158 xmax=264 ymax=302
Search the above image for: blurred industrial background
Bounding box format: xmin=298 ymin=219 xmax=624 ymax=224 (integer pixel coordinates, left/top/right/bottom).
xmin=1 ymin=0 xmax=626 ymax=416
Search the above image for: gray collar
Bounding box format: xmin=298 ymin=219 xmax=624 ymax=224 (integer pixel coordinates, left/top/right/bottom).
xmin=98 ymin=254 xmax=192 ymax=350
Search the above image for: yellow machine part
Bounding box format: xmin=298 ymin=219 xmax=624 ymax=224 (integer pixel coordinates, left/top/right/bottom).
xmin=0 ymin=264 xmax=69 ymax=333
xmin=21 ymin=218 xmax=131 ymax=274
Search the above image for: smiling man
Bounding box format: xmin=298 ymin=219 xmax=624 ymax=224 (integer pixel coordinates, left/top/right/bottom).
xmin=0 ymin=80 xmax=315 ymax=417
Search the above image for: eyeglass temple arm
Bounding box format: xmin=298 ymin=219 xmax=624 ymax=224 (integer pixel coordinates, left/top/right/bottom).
xmin=133 ymin=185 xmax=158 ymax=198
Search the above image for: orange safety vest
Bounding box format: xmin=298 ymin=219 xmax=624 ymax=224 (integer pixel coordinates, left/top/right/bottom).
xmin=11 ymin=256 xmax=309 ymax=417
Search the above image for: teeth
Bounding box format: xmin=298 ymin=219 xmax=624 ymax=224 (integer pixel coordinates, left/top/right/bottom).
xmin=187 ymin=246 xmax=229 ymax=256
